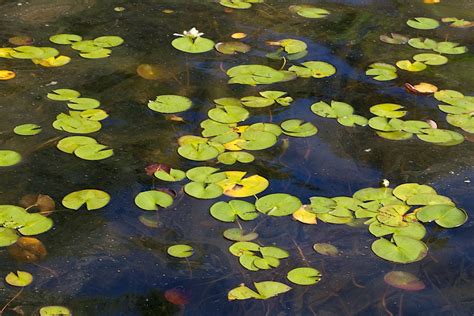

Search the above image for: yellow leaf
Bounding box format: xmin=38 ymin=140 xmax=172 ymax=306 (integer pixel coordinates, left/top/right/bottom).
xmin=33 ymin=55 xmax=71 ymax=67
xmin=231 ymin=32 xmax=247 ymax=39
xmin=223 ymin=138 xmax=245 ymax=151
xmin=5 ymin=270 xmax=33 ymax=287
xmin=217 ymin=171 xmax=269 ymax=197
xmin=292 ymin=207 xmax=317 ymax=224
xmin=0 ymin=70 xmax=16 ymax=80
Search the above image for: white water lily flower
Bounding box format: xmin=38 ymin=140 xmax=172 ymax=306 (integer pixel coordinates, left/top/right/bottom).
xmin=173 ymin=27 xmax=204 ymax=39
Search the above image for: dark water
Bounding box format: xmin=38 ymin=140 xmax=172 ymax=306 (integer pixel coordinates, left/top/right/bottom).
xmin=0 ymin=0 xmax=474 ymax=315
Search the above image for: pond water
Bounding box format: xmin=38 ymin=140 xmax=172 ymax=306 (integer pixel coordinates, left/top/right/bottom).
xmin=1 ymin=0 xmax=474 ymax=315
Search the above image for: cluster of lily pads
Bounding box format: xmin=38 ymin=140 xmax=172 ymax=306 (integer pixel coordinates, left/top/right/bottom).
xmin=0 ymin=205 xmax=53 ymax=247
xmin=0 ymin=44 xmax=70 ymax=67
xmin=435 ymin=89 xmax=474 ymax=133
xmin=219 ymin=0 xmax=263 ymax=9
xmin=311 ymin=99 xmax=466 ymax=145
xmin=57 ymin=136 xmax=113 ymax=161
xmin=47 ymin=88 xmax=109 ymax=134
xmin=406 ymin=16 xmax=473 ymax=30
xmin=49 ymin=34 xmax=124 ymax=59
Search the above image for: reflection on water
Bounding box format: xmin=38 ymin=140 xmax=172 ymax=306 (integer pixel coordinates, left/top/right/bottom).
xmin=0 ymin=0 xmax=473 ymax=315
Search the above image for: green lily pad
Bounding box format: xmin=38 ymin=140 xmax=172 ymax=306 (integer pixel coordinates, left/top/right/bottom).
xmin=218 ymin=152 xmax=254 ymax=165
xmin=184 ymin=182 xmax=223 ymax=199
xmin=368 ymin=117 xmax=403 ymax=132
xmin=376 ymin=205 xmax=410 ymax=227
xmin=13 ymin=124 xmax=41 ymax=136
xmin=10 ymin=46 xmax=48 ymax=59
xmin=74 ymin=144 xmax=113 ymax=160
xmin=39 ymin=306 xmax=72 ymax=316
xmin=407 ymin=193 xmax=454 ymax=206
xmin=393 ymin=183 xmax=436 ymax=201
xmin=223 ymin=228 xmax=258 ymax=241
xmin=384 ymin=271 xmax=425 ymax=291
xmin=366 ymin=63 xmax=397 ymax=81
xmin=215 ymin=41 xmax=250 ymax=54
xmin=401 ymin=120 xmax=431 ymax=134
xmin=256 ymin=193 xmax=302 ymax=216
xmin=311 ymin=100 xmax=354 ymax=118
xmin=62 ymin=189 xmax=111 ymax=210
xmin=71 ymin=40 xmax=101 ymax=52
xmin=371 ymin=235 xmax=428 ymax=263
xmin=408 ymin=37 xmax=438 ymax=50
xmin=287 ymin=267 xmax=322 ymax=285
xmin=289 ymin=61 xmax=336 ymax=78
xmin=0 ymin=228 xmax=19 ymax=247
xmin=281 ymin=119 xmax=318 ymax=137
xmin=172 ymin=36 xmax=215 ymax=53
xmin=416 ymin=204 xmax=467 ymax=228
xmin=446 ymin=114 xmax=474 ymax=133
xmin=369 ymin=221 xmax=426 ymax=240
xmin=0 ymin=150 xmax=21 ymax=167
xmin=227 ymin=64 xmax=289 ymax=85
xmin=49 ymin=34 xmax=82 ymax=44
xmin=338 ymin=115 xmax=368 ymax=127
xmin=433 ymin=41 xmax=468 ymax=55
xmin=289 ymin=5 xmax=330 ymax=18
xmin=208 ymin=105 xmax=249 ymax=124
xmin=396 ymin=60 xmax=427 ymax=72
xmin=79 ymin=48 xmax=111 ymax=59
xmin=185 ymin=166 xmax=222 ymax=183
xmin=5 ymin=270 xmax=33 ymax=287
xmin=167 ymin=244 xmax=193 ymax=258
xmin=370 ymin=103 xmax=406 ymax=118
xmin=210 ymin=200 xmax=258 ymax=222
xmin=93 ymin=36 xmax=124 ymax=48
xmin=47 ymin=89 xmax=81 ymax=101
xmin=417 ymin=129 xmax=464 ymax=146
xmin=154 ymin=168 xmax=186 ymax=182
xmin=134 ymin=190 xmax=173 ymax=210
xmin=228 ymin=284 xmax=261 ymax=300
xmin=275 ymin=39 xmax=307 ymax=54
xmin=254 ymin=281 xmax=292 ymax=299
xmin=229 ymin=241 xmax=260 ymax=256
xmin=309 ymin=196 xmax=337 ymax=213
xmin=18 ymin=213 xmax=53 ymax=235
xmin=313 ymin=243 xmax=339 ymax=256
xmin=413 ymin=53 xmax=448 ymax=66
xmin=178 ymin=143 xmax=220 ymax=161
xmin=219 ymin=0 xmax=262 ymax=9
xmin=407 ymin=17 xmax=440 ymax=30
xmin=376 ymin=130 xmax=413 ymax=141
xmin=67 ymin=98 xmax=101 ymax=110
xmin=240 ymin=96 xmax=275 ymax=108
xmin=57 ymin=136 xmax=97 ymax=153
xmin=80 ymin=109 xmax=108 ymax=121
xmin=148 ymin=95 xmax=192 ymax=114
xmin=237 ymin=127 xmax=279 ymax=151
xmin=53 ymin=112 xmax=102 ymax=134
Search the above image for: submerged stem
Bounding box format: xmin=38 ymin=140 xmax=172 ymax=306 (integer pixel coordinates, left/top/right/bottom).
xmin=0 ymin=287 xmax=24 ymax=315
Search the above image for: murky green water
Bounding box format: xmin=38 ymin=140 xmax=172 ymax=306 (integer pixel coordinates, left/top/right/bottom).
xmin=1 ymin=0 xmax=474 ymax=315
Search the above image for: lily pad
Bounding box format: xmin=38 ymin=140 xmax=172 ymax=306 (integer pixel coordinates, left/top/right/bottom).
xmin=53 ymin=112 xmax=102 ymax=134
xmin=57 ymin=136 xmax=97 ymax=153
xmin=39 ymin=306 xmax=72 ymax=316
xmin=287 ymin=267 xmax=322 ymax=285
xmin=384 ymin=271 xmax=425 ymax=291
xmin=442 ymin=17 xmax=473 ymax=28
xmin=289 ymin=5 xmax=330 ymax=18
xmin=49 ymin=34 xmax=82 ymax=44
xmin=313 ymin=243 xmax=339 ymax=256
xmin=93 ymin=36 xmax=124 ymax=48
xmin=178 ymin=143 xmax=221 ymax=161
xmin=13 ymin=124 xmax=41 ymax=136
xmin=417 ymin=129 xmax=464 ymax=146
xmin=256 ymin=193 xmax=302 ymax=216
xmin=208 ymin=105 xmax=249 ymax=124
xmin=223 ymin=228 xmax=258 ymax=241
xmin=172 ymin=37 xmax=215 ymax=53
xmin=393 ymin=183 xmax=436 ymax=201
xmin=216 ymin=171 xmax=269 ymax=197
xmin=366 ymin=63 xmax=397 ymax=81
xmin=154 ymin=168 xmax=186 ymax=182
xmin=148 ymin=95 xmax=192 ymax=114
xmin=67 ymin=98 xmax=100 ymax=110
xmin=134 ymin=190 xmax=173 ymax=210
xmin=311 ymin=100 xmax=353 ymax=118
xmin=0 ymin=228 xmax=19 ymax=247
xmin=413 ymin=53 xmax=448 ymax=66
xmin=396 ymin=60 xmax=427 ymax=72
xmin=370 ymin=103 xmax=406 ymax=118
xmin=218 ymin=152 xmax=254 ymax=165
xmin=416 ymin=204 xmax=467 ymax=228
xmin=184 ymin=182 xmax=223 ymax=199
xmin=47 ymin=89 xmax=80 ymax=101
xmin=5 ymin=270 xmax=33 ymax=287
xmin=219 ymin=0 xmax=262 ymax=9
xmin=371 ymin=235 xmax=428 ymax=263
xmin=281 ymin=119 xmax=318 ymax=137
xmin=433 ymin=41 xmax=468 ymax=55
xmin=74 ymin=144 xmax=113 ymax=160
xmin=227 ymin=64 xmax=290 ymax=85
xmin=289 ymin=61 xmax=336 ymax=78
xmin=292 ymin=207 xmax=317 ymax=224
xmin=0 ymin=150 xmax=21 ymax=167
xmin=215 ymin=41 xmax=250 ymax=54
xmin=380 ymin=33 xmax=409 ymax=45
xmin=210 ymin=200 xmax=258 ymax=222
xmin=167 ymin=244 xmax=193 ymax=258
xmin=408 ymin=37 xmax=438 ymax=50
xmin=62 ymin=189 xmax=110 ymax=210
xmin=79 ymin=48 xmax=111 ymax=59
xmin=407 ymin=17 xmax=440 ymax=30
